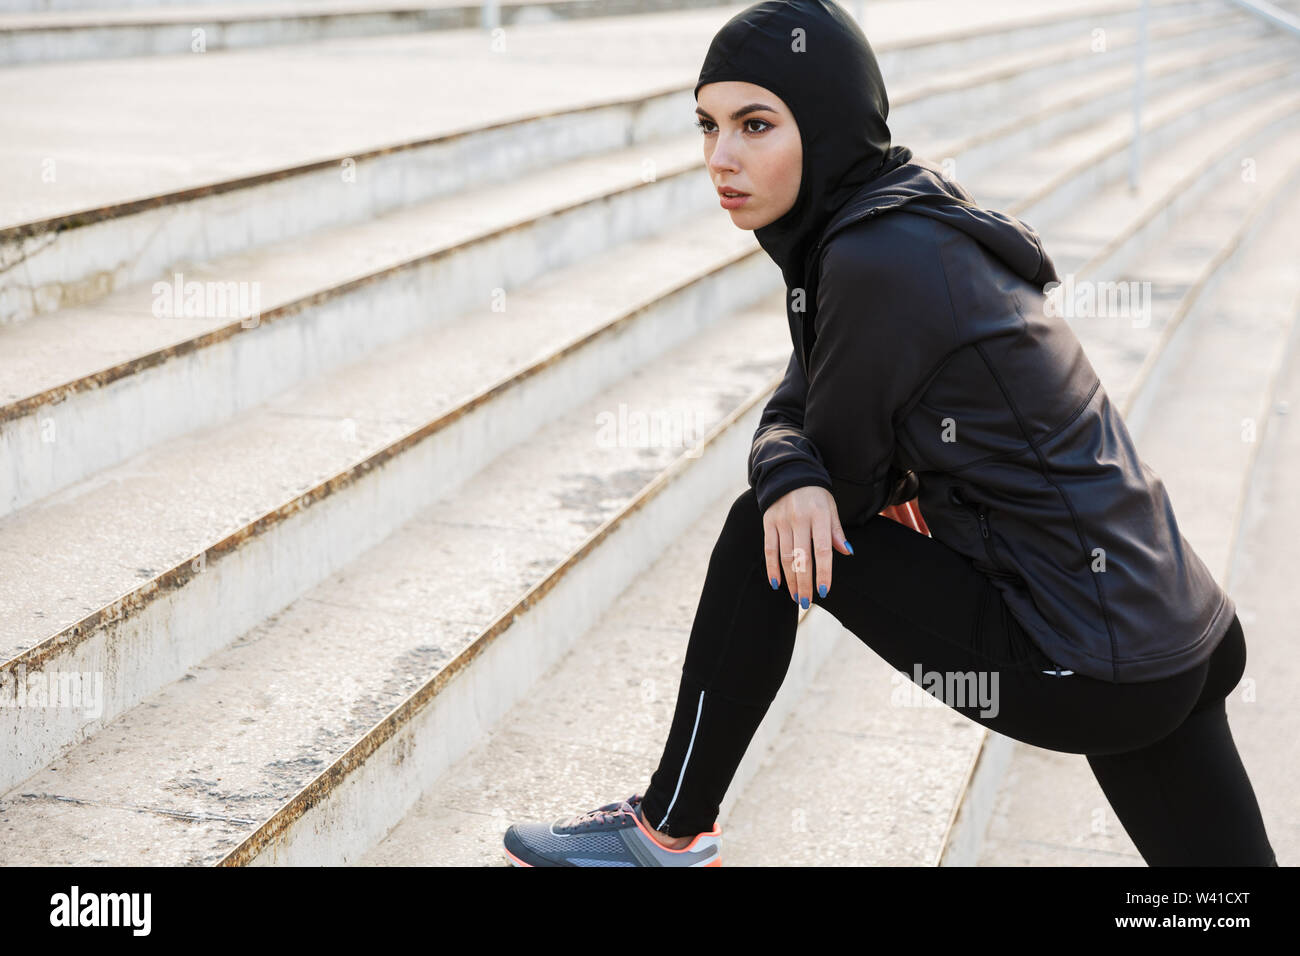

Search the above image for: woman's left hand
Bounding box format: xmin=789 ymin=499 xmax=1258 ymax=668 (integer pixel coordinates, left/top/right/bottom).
xmin=761 ymin=484 xmax=854 ymax=606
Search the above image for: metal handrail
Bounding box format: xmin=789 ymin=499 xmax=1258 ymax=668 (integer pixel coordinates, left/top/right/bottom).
xmin=1131 ymin=0 xmax=1300 ymax=189
xmin=1225 ymin=0 xmax=1300 ymax=36
xmin=1129 ymin=0 xmax=1151 ymax=191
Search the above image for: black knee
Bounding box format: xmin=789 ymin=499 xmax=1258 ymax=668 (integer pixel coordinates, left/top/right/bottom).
xmin=722 ymin=486 xmax=767 ymax=548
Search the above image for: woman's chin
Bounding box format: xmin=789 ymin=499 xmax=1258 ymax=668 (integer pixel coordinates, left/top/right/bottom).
xmin=725 ymin=205 xmax=764 ymax=230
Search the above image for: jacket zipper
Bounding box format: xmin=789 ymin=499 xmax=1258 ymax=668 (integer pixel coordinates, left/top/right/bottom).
xmin=974 ymin=502 xmax=1000 ymax=568
xmin=952 ymin=486 xmax=1013 ymax=576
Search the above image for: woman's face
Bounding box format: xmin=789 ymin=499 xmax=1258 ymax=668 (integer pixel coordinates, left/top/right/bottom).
xmin=695 ymin=81 xmax=802 ymax=230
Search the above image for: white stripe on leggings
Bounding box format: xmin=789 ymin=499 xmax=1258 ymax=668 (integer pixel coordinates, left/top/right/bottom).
xmin=657 ymin=689 xmax=705 ymax=831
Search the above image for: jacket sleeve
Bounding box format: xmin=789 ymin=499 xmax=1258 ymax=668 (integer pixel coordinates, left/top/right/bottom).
xmin=796 ymin=214 xmax=959 ymax=526
xmin=747 ymin=349 xmax=837 ymax=513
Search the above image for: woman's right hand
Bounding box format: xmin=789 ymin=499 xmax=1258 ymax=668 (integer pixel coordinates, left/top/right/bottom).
xmin=762 ymin=485 xmax=854 ymax=607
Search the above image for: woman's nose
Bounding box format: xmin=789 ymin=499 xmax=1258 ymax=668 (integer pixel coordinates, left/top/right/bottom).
xmin=707 ymin=139 xmax=738 ymax=174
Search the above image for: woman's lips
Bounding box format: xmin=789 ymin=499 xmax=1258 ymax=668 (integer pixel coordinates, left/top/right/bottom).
xmin=718 ymin=189 xmax=750 ymax=210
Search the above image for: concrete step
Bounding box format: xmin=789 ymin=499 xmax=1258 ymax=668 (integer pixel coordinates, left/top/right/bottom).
xmin=0 ymin=0 xmax=1209 ymax=326
xmin=355 ymin=479 xmax=871 ymax=866
xmin=1214 ymin=273 xmax=1300 ymax=867
xmin=719 ymin=624 xmax=987 ymax=866
xmin=5 ymin=0 xmax=468 ymax=9
xmin=0 ymin=0 xmax=734 ymax=66
xmin=0 ymin=0 xmax=1176 ymax=66
xmin=0 ymin=1 xmax=1260 ymax=516
xmin=905 ymin=8 xmax=1274 ymax=182
xmin=1038 ymin=91 xmax=1300 ymax=280
xmin=976 ymin=134 xmax=1300 ymax=866
xmin=0 ymin=130 xmax=714 ymax=517
xmin=862 ymin=0 xmax=1226 ymax=86
xmin=0 ymin=210 xmax=772 ymax=795
xmin=0 ymin=285 xmax=794 ymax=864
xmin=888 ymin=6 xmax=1251 ymax=134
xmin=1075 ymin=128 xmax=1300 ymax=416
xmin=963 ymin=40 xmax=1300 ymax=224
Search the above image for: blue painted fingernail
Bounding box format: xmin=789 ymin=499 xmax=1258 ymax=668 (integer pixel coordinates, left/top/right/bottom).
xmin=818 ymin=584 xmax=827 ymax=598
xmin=845 ymin=541 xmax=854 ymax=555
xmin=793 ymin=592 xmax=799 ymax=604
xmin=770 ymin=576 xmax=780 ymax=590
xmin=801 ymin=596 xmax=810 ymax=609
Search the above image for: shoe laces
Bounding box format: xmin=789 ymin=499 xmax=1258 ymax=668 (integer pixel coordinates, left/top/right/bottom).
xmin=564 ymin=793 xmax=642 ymax=830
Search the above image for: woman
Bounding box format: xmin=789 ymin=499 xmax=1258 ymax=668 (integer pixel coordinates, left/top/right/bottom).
xmin=502 ymin=0 xmax=1278 ymax=867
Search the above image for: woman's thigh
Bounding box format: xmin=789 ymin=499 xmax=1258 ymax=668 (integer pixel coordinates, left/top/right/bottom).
xmin=810 ymin=510 xmax=1210 ymax=755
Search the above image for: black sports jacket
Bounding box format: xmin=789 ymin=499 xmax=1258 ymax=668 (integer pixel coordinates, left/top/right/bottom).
xmin=747 ymin=157 xmax=1236 ymax=683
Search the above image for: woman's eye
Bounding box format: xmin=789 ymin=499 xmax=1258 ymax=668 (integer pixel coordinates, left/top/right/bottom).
xmin=693 ymin=118 xmax=771 ymax=135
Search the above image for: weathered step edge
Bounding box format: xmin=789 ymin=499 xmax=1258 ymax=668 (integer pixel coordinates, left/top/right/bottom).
xmin=0 ymin=0 xmax=1200 ymax=325
xmin=215 ymin=373 xmax=846 ymax=865
xmin=0 ymin=151 xmax=708 ymax=519
xmin=0 ymin=240 xmax=772 ymax=796
xmin=0 ymin=0 xmax=739 ymax=68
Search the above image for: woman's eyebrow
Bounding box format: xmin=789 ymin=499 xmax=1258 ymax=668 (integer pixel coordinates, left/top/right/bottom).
xmin=694 ymin=103 xmax=778 ymax=122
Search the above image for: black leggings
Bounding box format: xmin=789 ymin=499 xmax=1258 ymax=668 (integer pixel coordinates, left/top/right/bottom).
xmin=640 ymin=487 xmax=1277 ymax=866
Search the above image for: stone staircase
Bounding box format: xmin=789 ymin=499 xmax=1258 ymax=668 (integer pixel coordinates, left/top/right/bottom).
xmin=0 ymin=0 xmax=1296 ymax=865
xmin=0 ymin=0 xmax=737 ymax=67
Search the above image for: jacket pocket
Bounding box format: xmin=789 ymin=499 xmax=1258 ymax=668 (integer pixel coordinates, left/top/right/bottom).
xmin=948 ymin=485 xmax=1019 ymax=580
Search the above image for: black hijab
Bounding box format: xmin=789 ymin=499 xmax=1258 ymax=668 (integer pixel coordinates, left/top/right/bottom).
xmin=694 ymin=0 xmax=912 ymax=311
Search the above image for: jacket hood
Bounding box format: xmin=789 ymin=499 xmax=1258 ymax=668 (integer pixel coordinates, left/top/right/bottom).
xmin=813 ymin=156 xmax=1060 ymax=291
xmin=786 ymin=154 xmax=1062 ymax=378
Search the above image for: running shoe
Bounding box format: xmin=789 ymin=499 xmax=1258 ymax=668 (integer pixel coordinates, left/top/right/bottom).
xmin=503 ymin=792 xmax=721 ymax=866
